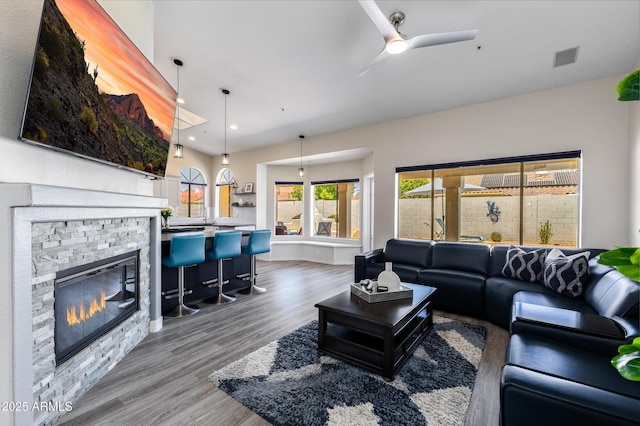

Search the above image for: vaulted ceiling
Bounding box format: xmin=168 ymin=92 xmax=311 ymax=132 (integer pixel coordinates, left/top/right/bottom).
xmin=148 ymin=1 xmax=640 ymax=158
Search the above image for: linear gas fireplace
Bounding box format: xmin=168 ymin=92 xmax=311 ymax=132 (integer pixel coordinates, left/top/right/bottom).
xmin=54 ymin=251 xmax=139 ymax=365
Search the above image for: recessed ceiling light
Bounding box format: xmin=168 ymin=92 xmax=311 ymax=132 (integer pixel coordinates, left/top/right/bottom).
xmin=177 ymin=97 xmax=185 ymax=104
xmin=188 ymin=136 xmax=195 ymax=141
xmin=230 ymin=124 xmax=238 ymax=130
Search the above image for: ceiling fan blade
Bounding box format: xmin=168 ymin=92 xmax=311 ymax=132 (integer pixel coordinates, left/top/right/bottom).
xmin=358 ymin=0 xmax=400 ymax=43
xmin=407 ymin=29 xmax=479 ymax=50
xmin=357 ymin=48 xmax=389 ymax=77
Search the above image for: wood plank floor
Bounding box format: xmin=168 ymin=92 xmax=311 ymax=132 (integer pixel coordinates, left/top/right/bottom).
xmin=57 ymin=261 xmax=509 ymax=426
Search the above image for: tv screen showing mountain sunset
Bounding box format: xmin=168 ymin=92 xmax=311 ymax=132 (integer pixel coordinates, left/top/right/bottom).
xmin=20 ymin=0 xmax=177 ymax=177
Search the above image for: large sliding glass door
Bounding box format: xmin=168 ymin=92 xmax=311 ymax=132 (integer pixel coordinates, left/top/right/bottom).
xmin=398 ymin=152 xmax=581 ymax=246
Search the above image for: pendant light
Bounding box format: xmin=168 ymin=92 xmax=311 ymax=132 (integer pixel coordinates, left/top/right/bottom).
xmin=221 ymin=89 xmax=230 ymax=166
xmin=173 ymin=59 xmax=184 ymax=158
xmin=297 ymin=135 xmax=305 ymax=177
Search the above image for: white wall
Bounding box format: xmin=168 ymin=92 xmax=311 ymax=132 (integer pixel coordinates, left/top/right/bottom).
xmin=232 ymin=76 xmax=632 ymax=249
xmin=0 ymin=2 xmax=158 ymax=422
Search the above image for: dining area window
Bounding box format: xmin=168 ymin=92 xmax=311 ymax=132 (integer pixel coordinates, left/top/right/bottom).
xmin=275 ymin=182 xmax=304 ymax=236
xmin=310 ymin=179 xmax=360 ymax=239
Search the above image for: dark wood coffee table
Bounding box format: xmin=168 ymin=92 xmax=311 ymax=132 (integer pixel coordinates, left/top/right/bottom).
xmin=315 ymin=283 xmax=436 ymax=380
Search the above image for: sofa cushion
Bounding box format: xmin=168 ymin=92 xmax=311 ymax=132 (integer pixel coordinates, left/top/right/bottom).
xmin=418 ymin=269 xmax=485 ymax=317
xmin=542 ymin=248 xmax=591 ymax=298
xmin=506 ymin=334 xmax=639 ymax=399
xmin=512 ymin=291 xmax=597 ymax=315
xmin=383 ymin=238 xmax=433 ymax=269
xmin=501 ymin=246 xmax=546 ymax=282
xmin=430 ymin=241 xmax=490 ymax=275
xmin=485 ymin=277 xmax=559 ymax=329
xmin=501 ymin=364 xmax=640 ymax=426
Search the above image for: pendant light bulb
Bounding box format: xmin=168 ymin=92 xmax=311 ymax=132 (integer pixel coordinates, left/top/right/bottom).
xmin=221 ymin=89 xmax=230 ymax=166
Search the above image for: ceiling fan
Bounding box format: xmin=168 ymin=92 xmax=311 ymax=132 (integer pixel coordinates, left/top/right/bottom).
xmin=358 ymin=0 xmax=478 ymax=76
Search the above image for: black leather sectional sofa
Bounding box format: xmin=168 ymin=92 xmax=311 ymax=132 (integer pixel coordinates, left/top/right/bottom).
xmin=355 ymin=239 xmax=640 ymax=425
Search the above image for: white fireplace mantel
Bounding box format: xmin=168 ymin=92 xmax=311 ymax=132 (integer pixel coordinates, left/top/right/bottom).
xmin=0 ymin=183 xmax=167 ymax=426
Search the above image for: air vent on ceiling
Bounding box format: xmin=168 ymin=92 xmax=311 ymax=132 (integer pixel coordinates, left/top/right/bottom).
xmin=553 ymin=46 xmax=579 ymax=68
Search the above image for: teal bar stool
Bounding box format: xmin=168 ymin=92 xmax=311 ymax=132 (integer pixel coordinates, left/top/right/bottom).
xmin=162 ymin=233 xmax=205 ymax=317
xmin=204 ymin=230 xmax=242 ymax=304
xmin=240 ymin=229 xmax=271 ymax=295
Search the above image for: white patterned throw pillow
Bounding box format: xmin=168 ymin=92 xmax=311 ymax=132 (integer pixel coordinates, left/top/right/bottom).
xmin=543 ymin=248 xmax=591 ymax=298
xmin=501 ymin=246 xmax=547 ymax=283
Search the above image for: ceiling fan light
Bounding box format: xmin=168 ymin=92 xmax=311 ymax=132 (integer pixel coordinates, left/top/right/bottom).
xmin=221 ymin=153 xmax=230 ymax=166
xmin=386 ymin=39 xmax=407 ymax=55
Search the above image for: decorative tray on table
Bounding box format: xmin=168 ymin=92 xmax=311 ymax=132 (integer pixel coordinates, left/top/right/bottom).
xmin=350 ymin=281 xmax=413 ymax=303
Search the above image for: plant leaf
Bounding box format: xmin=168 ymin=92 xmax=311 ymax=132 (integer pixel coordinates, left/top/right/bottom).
xmin=617 ymin=344 xmax=640 ymax=355
xmin=617 ymin=70 xmax=640 ymax=102
xmin=612 ymin=337 xmax=640 ymax=381
xmin=611 ymin=352 xmax=640 ymax=381
xmin=598 ymin=247 xmax=637 ymax=266
xmin=615 ymin=265 xmax=640 ymax=281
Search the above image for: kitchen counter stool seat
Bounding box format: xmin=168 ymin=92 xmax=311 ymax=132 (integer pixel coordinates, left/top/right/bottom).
xmin=161 ymin=233 xmax=206 ymax=317
xmin=239 ymin=229 xmax=271 ymax=295
xmin=204 ymin=230 xmax=242 ymax=304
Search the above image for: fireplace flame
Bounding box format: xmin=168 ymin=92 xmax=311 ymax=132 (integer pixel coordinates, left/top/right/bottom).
xmin=66 ymin=290 xmax=107 ymax=326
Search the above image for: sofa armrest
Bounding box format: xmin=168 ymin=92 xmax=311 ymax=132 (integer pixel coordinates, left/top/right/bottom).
xmin=354 ymin=248 xmax=384 ymax=282
xmin=512 ymin=302 xmax=626 ymax=338
xmin=510 ymin=302 xmax=637 ymax=355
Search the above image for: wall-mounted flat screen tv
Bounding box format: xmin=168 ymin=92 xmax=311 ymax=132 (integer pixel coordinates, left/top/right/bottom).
xmin=20 ymin=0 xmax=177 ymax=177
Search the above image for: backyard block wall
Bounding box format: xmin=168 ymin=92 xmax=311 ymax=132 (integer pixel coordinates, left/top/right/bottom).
xmin=400 ymin=194 xmax=578 ymax=245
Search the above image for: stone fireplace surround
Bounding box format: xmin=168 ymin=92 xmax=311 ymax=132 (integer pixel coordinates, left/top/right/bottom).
xmin=0 ymin=183 xmax=165 ymax=426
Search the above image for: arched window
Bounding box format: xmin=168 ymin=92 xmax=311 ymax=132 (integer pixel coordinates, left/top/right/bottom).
xmin=179 ymin=167 xmax=207 ymax=218
xmin=215 ymin=167 xmax=236 ymax=218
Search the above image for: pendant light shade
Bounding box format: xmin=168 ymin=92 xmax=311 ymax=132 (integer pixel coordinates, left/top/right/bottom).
xmin=173 ymin=59 xmax=184 ymax=159
xmin=173 ymin=143 xmax=184 ymax=159
xmin=221 ymin=89 xmax=230 ymax=166
xmin=298 ymin=135 xmax=305 ymax=177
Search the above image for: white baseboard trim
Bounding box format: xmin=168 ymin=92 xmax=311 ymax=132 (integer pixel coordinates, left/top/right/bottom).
xmin=149 ymin=317 xmax=163 ymax=333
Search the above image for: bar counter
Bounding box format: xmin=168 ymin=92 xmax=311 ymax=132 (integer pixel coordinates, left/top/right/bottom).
xmin=161 ymin=228 xmax=252 ymax=315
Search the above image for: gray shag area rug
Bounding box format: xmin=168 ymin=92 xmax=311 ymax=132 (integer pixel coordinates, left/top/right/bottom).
xmin=210 ymin=317 xmax=486 ymax=426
